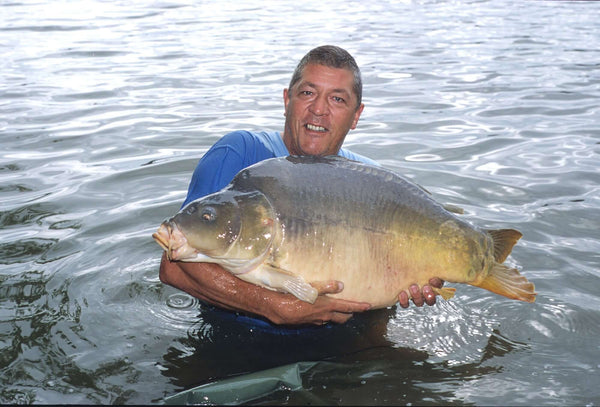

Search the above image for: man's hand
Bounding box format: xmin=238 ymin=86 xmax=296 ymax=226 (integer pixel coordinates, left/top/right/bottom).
xmin=398 ymin=277 xmax=445 ymax=308
xmin=266 ymin=280 xmax=371 ymax=325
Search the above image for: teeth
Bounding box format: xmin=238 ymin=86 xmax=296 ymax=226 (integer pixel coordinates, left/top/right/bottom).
xmin=306 ymin=124 xmax=326 ymax=132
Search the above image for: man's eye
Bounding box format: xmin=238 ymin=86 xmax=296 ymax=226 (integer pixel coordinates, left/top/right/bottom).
xmin=301 ymin=90 xmax=313 ymax=96
xmin=332 ymin=96 xmax=345 ymax=103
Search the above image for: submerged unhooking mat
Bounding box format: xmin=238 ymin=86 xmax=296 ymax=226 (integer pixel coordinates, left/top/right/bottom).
xmin=163 ymin=361 xmax=321 ymax=405
xmin=162 ymin=342 xmax=451 ymax=405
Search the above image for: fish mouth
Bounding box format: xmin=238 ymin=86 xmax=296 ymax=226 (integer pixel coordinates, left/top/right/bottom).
xmin=152 ymin=224 xmax=170 ymax=251
xmin=153 ymin=223 xmax=177 ymax=260
xmin=152 ymin=222 xmax=197 ymax=261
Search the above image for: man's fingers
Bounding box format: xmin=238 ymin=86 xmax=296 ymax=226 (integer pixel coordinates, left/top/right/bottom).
xmin=310 ymin=280 xmax=344 ymax=295
xmin=327 ymin=312 xmax=353 ymax=324
xmin=410 ymin=284 xmax=424 ymax=307
xmin=308 ymin=296 xmax=371 ymax=326
xmin=324 ymin=297 xmax=371 ymax=314
xmin=398 ymin=279 xmax=444 ymax=308
xmin=428 ymin=277 xmax=444 ymax=289
xmin=398 ymin=290 xmax=410 ymax=308
xmin=422 ymin=284 xmax=437 ymax=306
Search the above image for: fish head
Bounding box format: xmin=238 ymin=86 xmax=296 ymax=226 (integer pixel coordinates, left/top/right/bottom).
xmin=175 ymin=190 xmax=243 ymax=256
xmin=153 ymin=189 xmax=277 ymax=274
xmin=153 ymin=189 xmax=242 ymax=262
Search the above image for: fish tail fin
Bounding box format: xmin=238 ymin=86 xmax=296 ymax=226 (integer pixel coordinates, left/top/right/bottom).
xmin=485 ymin=228 xmax=523 ymax=263
xmin=432 ymin=286 xmax=456 ymax=301
xmin=473 ymin=263 xmax=537 ymax=302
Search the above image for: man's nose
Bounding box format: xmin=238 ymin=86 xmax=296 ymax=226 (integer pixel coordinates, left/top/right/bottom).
xmin=309 ymin=94 xmax=329 ymax=116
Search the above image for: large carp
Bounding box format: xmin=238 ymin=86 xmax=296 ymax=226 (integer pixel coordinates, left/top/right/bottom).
xmin=153 ymin=155 xmax=536 ymax=308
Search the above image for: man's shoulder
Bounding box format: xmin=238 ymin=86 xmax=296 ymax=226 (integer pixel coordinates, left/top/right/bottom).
xmin=182 ymin=130 xmax=282 ymax=207
xmin=219 ymin=130 xmax=285 ymax=155
xmin=203 ymin=130 xmax=284 ymax=166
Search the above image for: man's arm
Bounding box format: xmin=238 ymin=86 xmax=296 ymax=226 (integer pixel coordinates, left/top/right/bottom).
xmin=159 ymin=253 xmax=372 ymax=325
xmin=159 ymin=253 xmax=442 ymax=325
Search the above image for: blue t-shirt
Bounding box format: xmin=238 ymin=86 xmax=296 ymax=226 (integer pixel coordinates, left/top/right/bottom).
xmin=181 ymin=130 xmax=379 ymax=334
xmin=182 ymin=130 xmax=378 ymax=207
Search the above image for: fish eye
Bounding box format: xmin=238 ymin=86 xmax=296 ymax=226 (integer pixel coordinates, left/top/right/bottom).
xmin=200 ymin=206 xmax=216 ymax=223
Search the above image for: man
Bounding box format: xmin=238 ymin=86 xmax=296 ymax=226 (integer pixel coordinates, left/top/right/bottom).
xmin=159 ymin=45 xmax=442 ymax=327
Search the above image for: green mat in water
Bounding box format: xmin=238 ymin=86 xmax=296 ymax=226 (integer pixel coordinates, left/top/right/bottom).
xmin=164 ymin=361 xmax=321 ymax=405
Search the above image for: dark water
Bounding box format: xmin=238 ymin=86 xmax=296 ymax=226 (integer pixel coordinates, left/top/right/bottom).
xmin=1 ymin=0 xmax=599 ymax=404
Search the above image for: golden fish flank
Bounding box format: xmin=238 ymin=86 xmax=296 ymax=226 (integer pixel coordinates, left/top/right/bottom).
xmin=153 ymin=155 xmax=536 ymax=308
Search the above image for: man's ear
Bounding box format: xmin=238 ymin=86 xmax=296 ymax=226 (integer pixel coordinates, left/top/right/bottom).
xmin=351 ymin=103 xmax=365 ymax=130
xmin=283 ymin=88 xmax=290 ymax=115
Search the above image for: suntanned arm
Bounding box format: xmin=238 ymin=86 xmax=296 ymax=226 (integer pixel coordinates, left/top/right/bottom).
xmin=159 ymin=253 xmax=442 ymax=325
xmin=159 ymin=253 xmax=372 ymax=325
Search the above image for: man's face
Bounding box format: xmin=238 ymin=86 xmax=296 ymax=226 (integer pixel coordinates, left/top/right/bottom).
xmin=282 ymin=63 xmax=364 ymax=156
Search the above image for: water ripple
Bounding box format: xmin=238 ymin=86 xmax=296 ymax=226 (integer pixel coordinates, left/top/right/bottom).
xmin=1 ymin=0 xmax=600 ymax=404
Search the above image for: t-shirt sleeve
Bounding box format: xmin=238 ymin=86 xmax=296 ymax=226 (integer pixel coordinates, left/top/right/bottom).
xmin=181 ymin=133 xmax=249 ymax=208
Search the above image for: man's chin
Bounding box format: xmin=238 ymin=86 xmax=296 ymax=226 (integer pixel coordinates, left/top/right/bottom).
xmin=297 ymin=146 xmax=329 ymax=156
xmin=297 ymin=137 xmax=334 ymax=156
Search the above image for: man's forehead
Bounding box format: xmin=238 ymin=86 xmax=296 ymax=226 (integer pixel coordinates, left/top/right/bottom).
xmin=296 ymin=65 xmax=355 ymax=92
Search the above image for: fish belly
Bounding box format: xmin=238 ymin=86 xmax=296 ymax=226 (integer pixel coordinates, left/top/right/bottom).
xmin=271 ymin=217 xmax=458 ymax=308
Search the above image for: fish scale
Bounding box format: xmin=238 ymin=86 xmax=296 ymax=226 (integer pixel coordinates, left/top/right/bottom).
xmin=154 ymin=155 xmax=536 ymax=307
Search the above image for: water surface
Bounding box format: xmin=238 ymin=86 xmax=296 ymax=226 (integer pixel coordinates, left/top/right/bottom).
xmin=1 ymin=0 xmax=599 ymax=404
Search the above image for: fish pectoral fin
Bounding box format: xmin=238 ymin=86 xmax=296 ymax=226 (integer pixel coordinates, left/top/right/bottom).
xmin=249 ymin=265 xmax=319 ymax=304
xmin=282 ymin=278 xmax=319 ymax=304
xmin=472 ymin=263 xmax=537 ymax=303
xmin=432 ymin=286 xmax=456 ymax=301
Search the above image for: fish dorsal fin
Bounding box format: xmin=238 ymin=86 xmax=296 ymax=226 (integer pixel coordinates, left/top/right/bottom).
xmin=485 ymin=229 xmax=523 ymax=263
xmin=442 ymin=203 xmax=464 ymax=215
xmin=414 ymin=182 xmax=464 ymax=214
xmin=472 ymin=263 xmax=536 ymax=303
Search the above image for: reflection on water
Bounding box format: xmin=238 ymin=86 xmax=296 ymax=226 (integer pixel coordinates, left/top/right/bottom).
xmin=2 ymin=0 xmax=600 ymax=404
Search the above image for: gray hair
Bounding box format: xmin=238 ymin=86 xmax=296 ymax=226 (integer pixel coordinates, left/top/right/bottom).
xmin=288 ymin=45 xmax=362 ymax=109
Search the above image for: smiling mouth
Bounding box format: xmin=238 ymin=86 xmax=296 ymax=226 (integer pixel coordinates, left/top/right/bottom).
xmin=306 ymin=123 xmax=327 ymax=132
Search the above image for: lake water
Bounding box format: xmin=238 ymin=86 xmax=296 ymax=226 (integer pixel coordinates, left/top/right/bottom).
xmin=1 ymin=0 xmax=599 ymax=404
